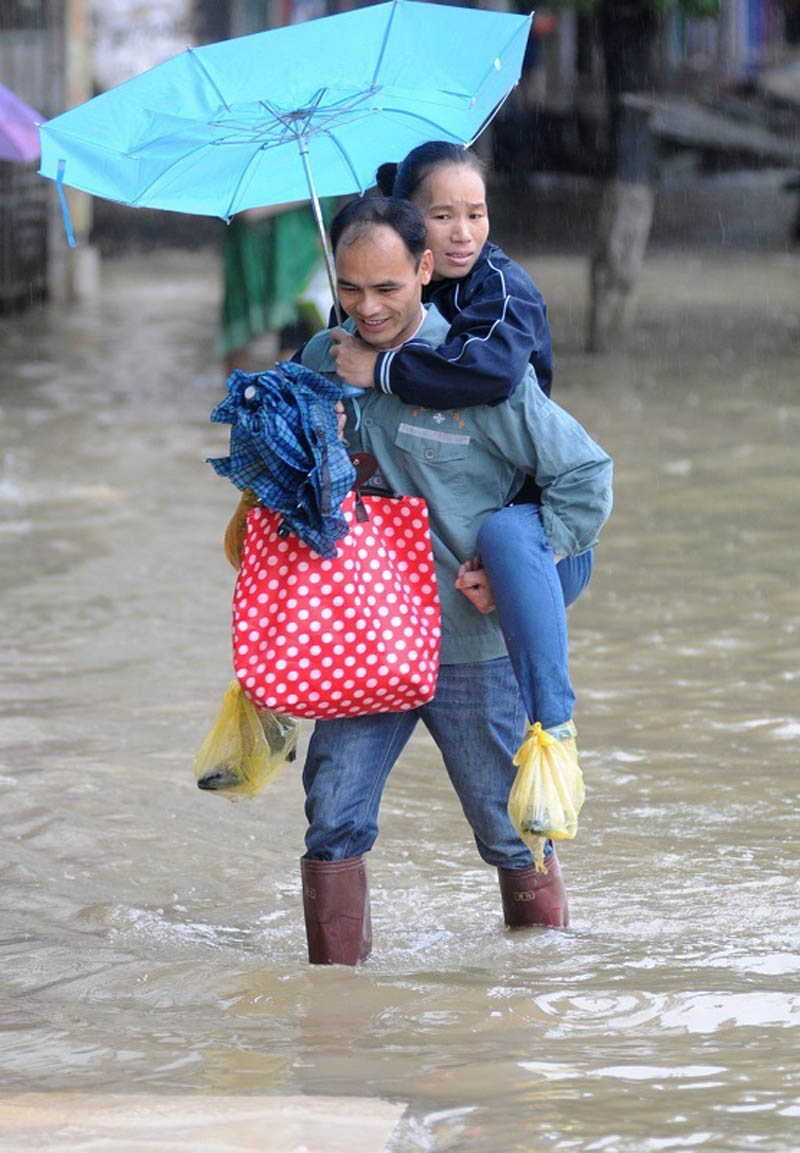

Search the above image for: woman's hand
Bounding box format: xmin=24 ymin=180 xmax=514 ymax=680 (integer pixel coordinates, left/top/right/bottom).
xmin=329 ymin=327 xmax=378 ymax=389
xmin=455 ymin=557 xmax=496 ymax=614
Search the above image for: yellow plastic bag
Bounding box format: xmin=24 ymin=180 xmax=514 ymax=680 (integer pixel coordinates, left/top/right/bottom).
xmin=193 ymin=680 xmax=299 ymax=800
xmin=507 ymin=721 xmax=585 ymax=871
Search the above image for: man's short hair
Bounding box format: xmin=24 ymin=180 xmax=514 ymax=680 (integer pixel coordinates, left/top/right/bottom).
xmin=329 ymin=196 xmax=428 ymax=266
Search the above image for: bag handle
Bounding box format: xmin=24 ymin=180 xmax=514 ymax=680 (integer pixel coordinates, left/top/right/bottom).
xmin=347 ymin=452 xmax=373 ymax=523
xmin=350 ymin=451 xmax=378 ymax=489
xmin=348 ymin=451 xmax=403 ymax=521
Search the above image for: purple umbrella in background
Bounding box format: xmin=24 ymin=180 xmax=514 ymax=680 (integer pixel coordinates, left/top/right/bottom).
xmin=0 ymin=81 xmax=42 ymax=163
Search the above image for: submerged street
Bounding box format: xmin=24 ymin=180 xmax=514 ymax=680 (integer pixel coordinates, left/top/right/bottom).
xmin=0 ymin=243 xmax=798 ymax=1151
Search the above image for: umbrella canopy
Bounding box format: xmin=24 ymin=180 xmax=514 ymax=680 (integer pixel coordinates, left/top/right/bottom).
xmin=0 ymin=82 xmax=42 ymax=163
xmin=39 ymin=1 xmax=530 ymax=214
xmin=38 ymin=0 xmax=531 ymax=278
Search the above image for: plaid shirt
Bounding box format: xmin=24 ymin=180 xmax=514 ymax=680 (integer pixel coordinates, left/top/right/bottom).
xmin=208 ymin=361 xmax=355 ymax=558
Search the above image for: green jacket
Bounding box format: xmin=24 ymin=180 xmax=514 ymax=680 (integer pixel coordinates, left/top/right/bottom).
xmin=301 ymin=306 xmax=613 ymax=664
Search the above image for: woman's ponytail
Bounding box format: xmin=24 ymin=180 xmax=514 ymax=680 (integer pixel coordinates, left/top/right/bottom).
xmin=375 ymin=162 xmax=398 ymax=196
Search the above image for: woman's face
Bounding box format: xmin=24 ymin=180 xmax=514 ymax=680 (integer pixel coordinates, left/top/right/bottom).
xmin=414 ymin=163 xmax=490 ymax=281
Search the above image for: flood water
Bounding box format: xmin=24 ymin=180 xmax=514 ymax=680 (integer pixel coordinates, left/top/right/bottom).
xmin=1 ymin=244 xmax=798 ymax=1151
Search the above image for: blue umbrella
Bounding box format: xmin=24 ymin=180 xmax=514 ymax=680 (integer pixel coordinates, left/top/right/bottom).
xmin=38 ymin=0 xmax=531 ymax=306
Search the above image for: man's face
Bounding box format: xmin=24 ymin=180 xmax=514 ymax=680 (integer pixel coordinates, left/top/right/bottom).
xmin=335 ymin=224 xmax=433 ymax=350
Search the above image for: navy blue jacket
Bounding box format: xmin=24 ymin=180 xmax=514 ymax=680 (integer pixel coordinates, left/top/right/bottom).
xmin=372 ymin=242 xmax=553 ymax=408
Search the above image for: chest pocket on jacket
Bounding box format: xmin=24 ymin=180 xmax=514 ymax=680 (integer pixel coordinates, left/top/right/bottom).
xmin=393 ymin=421 xmax=470 ymax=503
xmin=395 ymin=422 xmax=470 ymax=461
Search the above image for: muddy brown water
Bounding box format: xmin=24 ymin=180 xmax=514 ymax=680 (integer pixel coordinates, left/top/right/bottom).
xmin=1 ymin=247 xmax=798 ymax=1151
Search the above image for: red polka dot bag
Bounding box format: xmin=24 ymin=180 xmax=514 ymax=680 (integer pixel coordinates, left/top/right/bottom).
xmin=232 ymin=489 xmax=442 ymax=719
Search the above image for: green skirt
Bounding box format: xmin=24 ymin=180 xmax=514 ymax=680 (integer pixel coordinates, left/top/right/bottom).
xmin=216 ymin=204 xmax=330 ymax=358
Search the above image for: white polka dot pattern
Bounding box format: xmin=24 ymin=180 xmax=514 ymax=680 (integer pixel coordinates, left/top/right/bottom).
xmin=232 ymin=492 xmax=442 ymax=719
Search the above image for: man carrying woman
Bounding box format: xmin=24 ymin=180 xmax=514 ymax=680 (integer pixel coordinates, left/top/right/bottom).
xmin=292 ymin=194 xmax=612 ymax=964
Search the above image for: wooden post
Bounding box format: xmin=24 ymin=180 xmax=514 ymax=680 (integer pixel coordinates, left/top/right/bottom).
xmin=48 ymin=0 xmax=98 ymax=303
xmin=588 ymin=94 xmax=654 ymax=352
xmin=587 ymin=0 xmax=656 ymax=353
xmin=588 ymin=170 xmax=654 ymax=353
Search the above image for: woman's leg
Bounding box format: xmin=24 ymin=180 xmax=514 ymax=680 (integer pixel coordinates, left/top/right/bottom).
xmin=476 ymin=505 xmax=580 ymax=729
xmin=556 ymin=548 xmax=594 ymax=608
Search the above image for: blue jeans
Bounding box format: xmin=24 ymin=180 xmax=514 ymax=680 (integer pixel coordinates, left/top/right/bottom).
xmin=303 ymin=657 xmax=537 ymax=870
xmin=476 ymin=505 xmax=594 ymax=730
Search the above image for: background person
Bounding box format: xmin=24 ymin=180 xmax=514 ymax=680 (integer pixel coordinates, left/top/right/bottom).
xmin=217 ymin=202 xmax=331 ymax=375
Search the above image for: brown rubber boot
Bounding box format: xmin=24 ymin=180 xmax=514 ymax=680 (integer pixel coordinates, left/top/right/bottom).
xmin=300 ymin=855 xmax=373 ymax=965
xmin=497 ymin=850 xmax=569 ymax=930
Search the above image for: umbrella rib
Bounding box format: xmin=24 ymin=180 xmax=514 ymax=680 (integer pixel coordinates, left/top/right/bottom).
xmin=284 ymin=93 xmax=376 ymax=142
xmin=135 ymin=93 xmax=381 ymax=155
xmin=466 ymin=85 xmax=517 ymax=148
xmin=40 ymin=124 xmax=134 ymax=161
xmin=129 ymin=138 xmax=220 ymax=208
xmin=259 ymin=99 xmax=303 ymax=145
xmin=186 ymin=46 xmax=232 ymax=112
xmin=323 ymin=131 xmax=366 ymax=195
xmin=223 ymin=144 xmax=269 ymax=219
xmin=370 ymin=0 xmax=400 ymax=91
xmin=297 ymin=89 xmax=327 ymax=136
xmin=259 ymin=100 xmax=297 ymax=130
xmin=209 ymin=101 xmax=370 ymax=150
xmin=374 ymin=107 xmax=463 ymax=142
xmin=470 ymin=17 xmax=532 ymax=106
xmin=259 ymin=89 xmax=328 ymax=144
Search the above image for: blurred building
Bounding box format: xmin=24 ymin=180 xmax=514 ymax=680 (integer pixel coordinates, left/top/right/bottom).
xmin=494 ymin=0 xmax=793 ymax=178
xmin=0 ymin=0 xmax=63 ymax=311
xmin=1 ymin=0 xmax=794 ymax=312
